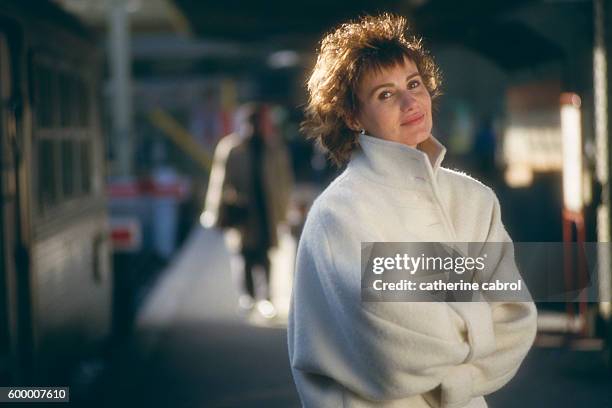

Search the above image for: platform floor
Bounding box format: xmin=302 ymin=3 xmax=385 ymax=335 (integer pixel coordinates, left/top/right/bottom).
xmin=76 ymin=226 xmax=611 ymax=407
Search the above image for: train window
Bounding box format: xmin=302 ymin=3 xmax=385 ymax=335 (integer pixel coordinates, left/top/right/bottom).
xmin=76 ymin=78 xmax=90 ymax=128
xmin=33 ymin=57 xmax=96 ymax=211
xmin=59 ymin=72 xmax=72 ymax=128
xmin=35 ymin=65 xmax=57 ymax=128
xmin=38 ymin=139 xmax=59 ymax=209
xmin=70 ymin=75 xmax=82 ymax=127
xmin=80 ymin=140 xmax=92 ymax=194
xmin=61 ymin=140 xmax=75 ymax=198
xmin=74 ymin=78 xmax=83 ymax=127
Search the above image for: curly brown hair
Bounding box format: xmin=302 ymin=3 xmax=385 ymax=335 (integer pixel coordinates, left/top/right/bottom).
xmin=302 ymin=13 xmax=442 ymax=166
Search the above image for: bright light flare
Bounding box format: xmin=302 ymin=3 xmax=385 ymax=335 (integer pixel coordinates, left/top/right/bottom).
xmin=560 ymin=93 xmax=583 ymax=212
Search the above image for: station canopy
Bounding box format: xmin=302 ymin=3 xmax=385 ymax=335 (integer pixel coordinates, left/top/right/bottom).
xmin=173 ymin=0 xmax=564 ymax=71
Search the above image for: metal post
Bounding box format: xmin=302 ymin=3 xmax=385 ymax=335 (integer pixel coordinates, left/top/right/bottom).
xmin=594 ymin=0 xmax=611 ymax=318
xmin=108 ymin=0 xmax=133 ymax=178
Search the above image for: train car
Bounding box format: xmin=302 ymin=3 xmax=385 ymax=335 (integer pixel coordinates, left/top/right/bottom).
xmin=0 ymin=1 xmax=112 ymax=384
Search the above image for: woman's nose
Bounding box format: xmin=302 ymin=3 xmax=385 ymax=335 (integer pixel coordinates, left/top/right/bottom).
xmin=400 ymin=91 xmax=417 ymax=111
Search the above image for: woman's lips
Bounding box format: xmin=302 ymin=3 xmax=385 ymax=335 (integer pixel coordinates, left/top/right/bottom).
xmin=401 ymin=114 xmax=425 ymax=126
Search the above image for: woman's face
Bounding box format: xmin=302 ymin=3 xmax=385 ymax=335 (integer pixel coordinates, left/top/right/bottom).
xmin=353 ymin=57 xmax=432 ymax=148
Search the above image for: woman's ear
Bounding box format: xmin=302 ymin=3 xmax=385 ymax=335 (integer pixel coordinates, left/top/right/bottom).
xmin=345 ymin=114 xmax=361 ymax=133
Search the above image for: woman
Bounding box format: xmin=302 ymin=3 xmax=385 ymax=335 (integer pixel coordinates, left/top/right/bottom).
xmin=287 ymin=13 xmax=537 ymax=408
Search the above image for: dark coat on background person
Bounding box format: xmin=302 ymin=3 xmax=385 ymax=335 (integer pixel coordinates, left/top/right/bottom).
xmin=203 ymin=131 xmax=293 ymax=251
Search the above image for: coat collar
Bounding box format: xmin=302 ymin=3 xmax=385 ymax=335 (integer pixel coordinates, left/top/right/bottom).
xmin=348 ymin=134 xmax=447 ymax=188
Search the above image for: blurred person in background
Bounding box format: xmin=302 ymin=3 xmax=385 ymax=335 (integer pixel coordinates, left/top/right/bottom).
xmin=202 ymin=102 xmax=293 ymax=319
xmin=472 ymin=115 xmax=497 ymax=178
xmin=288 ymin=13 xmax=537 ymax=407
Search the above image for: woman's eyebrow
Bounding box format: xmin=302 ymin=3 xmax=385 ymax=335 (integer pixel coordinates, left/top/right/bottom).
xmin=406 ymin=72 xmax=420 ymax=81
xmin=368 ymin=72 xmax=421 ymax=98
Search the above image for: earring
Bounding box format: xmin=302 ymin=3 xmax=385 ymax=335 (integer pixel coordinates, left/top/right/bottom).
xmin=360 ymin=128 xmax=366 ymax=135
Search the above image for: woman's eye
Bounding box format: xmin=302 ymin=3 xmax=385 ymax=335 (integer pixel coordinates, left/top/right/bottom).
xmin=379 ymin=91 xmax=393 ymax=100
xmin=408 ymin=79 xmax=421 ymax=89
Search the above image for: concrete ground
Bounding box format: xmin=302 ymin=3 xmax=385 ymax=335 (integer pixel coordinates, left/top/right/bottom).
xmin=74 ymin=226 xmax=611 ymax=408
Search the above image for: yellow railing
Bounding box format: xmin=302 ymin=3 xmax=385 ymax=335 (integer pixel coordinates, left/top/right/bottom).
xmin=147 ymin=108 xmax=212 ymax=171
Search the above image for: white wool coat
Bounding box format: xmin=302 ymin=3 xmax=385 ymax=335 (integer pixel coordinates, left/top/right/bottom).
xmin=287 ymin=134 xmax=537 ymax=408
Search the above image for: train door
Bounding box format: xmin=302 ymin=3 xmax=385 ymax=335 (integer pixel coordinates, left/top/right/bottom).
xmin=0 ymin=26 xmax=32 ymax=384
xmin=0 ymin=31 xmax=18 ymax=383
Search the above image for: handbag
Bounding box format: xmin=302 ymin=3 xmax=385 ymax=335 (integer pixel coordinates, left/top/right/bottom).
xmin=217 ymin=194 xmax=249 ymax=228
